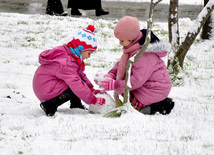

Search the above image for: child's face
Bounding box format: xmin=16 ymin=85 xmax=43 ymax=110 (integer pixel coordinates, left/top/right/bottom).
xmin=82 ymin=51 xmax=93 ymax=60
xmin=119 ymin=40 xmax=132 ymax=47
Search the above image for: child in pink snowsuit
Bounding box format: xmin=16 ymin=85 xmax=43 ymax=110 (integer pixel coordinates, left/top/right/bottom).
xmin=33 ymin=25 xmax=105 ymax=116
xmin=98 ymin=16 xmax=174 ymax=115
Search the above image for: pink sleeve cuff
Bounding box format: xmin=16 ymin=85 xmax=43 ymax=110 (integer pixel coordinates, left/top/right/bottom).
xmin=105 ymin=73 xmax=116 ymax=80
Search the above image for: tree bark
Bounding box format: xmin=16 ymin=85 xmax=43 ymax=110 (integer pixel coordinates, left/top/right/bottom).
xmin=201 ymin=0 xmax=213 ymax=39
xmin=168 ymin=0 xmax=180 ymax=45
xmin=175 ymin=1 xmax=214 ymax=68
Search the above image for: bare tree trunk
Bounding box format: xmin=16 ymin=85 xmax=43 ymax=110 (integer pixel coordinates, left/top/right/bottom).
xmin=168 ymin=0 xmax=180 ymax=45
xmin=201 ymin=17 xmax=212 ymax=39
xmin=167 ymin=0 xmax=180 ymax=72
xmin=201 ymin=0 xmax=213 ymax=39
xmin=173 ymin=1 xmax=214 ymax=68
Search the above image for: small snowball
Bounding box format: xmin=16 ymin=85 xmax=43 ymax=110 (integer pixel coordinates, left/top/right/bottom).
xmin=94 ymin=72 xmax=106 ymax=85
xmin=89 ymin=93 xmax=116 ymax=114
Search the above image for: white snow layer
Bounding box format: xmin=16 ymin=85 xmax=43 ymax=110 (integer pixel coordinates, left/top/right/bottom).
xmin=0 ymin=7 xmax=214 ymax=155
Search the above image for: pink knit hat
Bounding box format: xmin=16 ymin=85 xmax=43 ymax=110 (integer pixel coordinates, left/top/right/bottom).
xmin=114 ymin=16 xmax=140 ymax=40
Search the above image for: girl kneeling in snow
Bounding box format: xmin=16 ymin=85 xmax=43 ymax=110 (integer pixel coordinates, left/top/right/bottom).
xmin=98 ymin=16 xmax=174 ymax=115
xmin=33 ymin=25 xmax=105 ymax=116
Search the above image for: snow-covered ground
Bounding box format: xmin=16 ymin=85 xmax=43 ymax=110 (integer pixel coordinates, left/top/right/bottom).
xmin=0 ymin=3 xmax=214 ymax=155
xmin=103 ymin=0 xmax=204 ymax=5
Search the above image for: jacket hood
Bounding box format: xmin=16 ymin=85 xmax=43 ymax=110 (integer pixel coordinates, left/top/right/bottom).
xmin=39 ymin=45 xmax=69 ymax=67
xmin=145 ymin=42 xmax=171 ymax=57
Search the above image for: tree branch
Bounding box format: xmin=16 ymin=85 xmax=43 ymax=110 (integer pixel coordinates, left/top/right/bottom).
xmin=176 ymin=1 xmax=214 ymax=67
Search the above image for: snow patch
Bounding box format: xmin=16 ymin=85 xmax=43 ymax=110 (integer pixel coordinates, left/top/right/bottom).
xmin=89 ymin=93 xmax=117 ymax=114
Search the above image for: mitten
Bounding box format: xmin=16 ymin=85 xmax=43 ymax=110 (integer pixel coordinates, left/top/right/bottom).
xmin=99 ymin=79 xmax=115 ymax=91
xmin=92 ymin=97 xmax=106 ymax=106
xmin=91 ymin=88 xmax=105 ymax=95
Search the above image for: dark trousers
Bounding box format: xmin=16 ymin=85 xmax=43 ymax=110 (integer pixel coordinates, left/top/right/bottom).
xmin=49 ymin=77 xmax=86 ymax=108
xmin=46 ymin=0 xmax=64 ymax=14
xmin=68 ymin=0 xmax=102 ymax=10
xmin=50 ymin=88 xmax=81 ymax=108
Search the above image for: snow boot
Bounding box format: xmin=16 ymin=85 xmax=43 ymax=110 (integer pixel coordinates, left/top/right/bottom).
xmin=95 ymin=8 xmax=109 ymax=16
xmin=161 ymin=98 xmax=175 ymax=114
xmin=150 ymin=98 xmax=175 ymax=115
xmin=46 ymin=0 xmax=67 ymax=16
xmin=70 ymin=97 xmax=87 ymax=110
xmin=45 ymin=10 xmax=54 ymax=15
xmin=71 ymin=9 xmax=82 ymax=16
xmin=40 ymin=91 xmax=71 ymax=116
xmin=40 ymin=101 xmax=58 ymax=116
xmin=55 ymin=11 xmax=68 ymax=16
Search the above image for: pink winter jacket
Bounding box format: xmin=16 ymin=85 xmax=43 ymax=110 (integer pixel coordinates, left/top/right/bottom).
xmin=109 ymin=42 xmax=172 ymax=106
xmin=33 ymin=45 xmax=96 ymax=104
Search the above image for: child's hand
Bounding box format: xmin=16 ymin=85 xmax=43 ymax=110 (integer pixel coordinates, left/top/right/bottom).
xmin=94 ymin=73 xmax=104 ymax=85
xmin=99 ymin=79 xmax=115 ymax=91
xmin=91 ymin=88 xmax=106 ymax=95
xmin=92 ymin=97 xmax=106 ymax=106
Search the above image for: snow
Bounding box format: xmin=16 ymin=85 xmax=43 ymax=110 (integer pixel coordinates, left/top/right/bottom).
xmin=89 ymin=93 xmax=116 ymax=114
xmin=0 ymin=2 xmax=214 ymax=154
xmin=104 ymin=0 xmax=204 ymax=5
xmin=189 ymin=0 xmax=214 ymax=34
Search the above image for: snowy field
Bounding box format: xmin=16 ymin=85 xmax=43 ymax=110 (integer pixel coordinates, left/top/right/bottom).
xmin=103 ymin=0 xmax=204 ymax=5
xmin=0 ymin=6 xmax=214 ymax=155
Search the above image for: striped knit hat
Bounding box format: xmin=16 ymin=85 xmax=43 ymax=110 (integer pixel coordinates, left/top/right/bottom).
xmin=72 ymin=25 xmax=97 ymax=52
